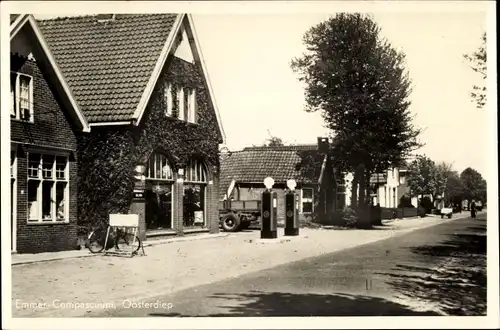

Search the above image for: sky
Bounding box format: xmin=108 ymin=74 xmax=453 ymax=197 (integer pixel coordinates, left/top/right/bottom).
xmin=192 ymin=12 xmax=490 ymax=176
xmin=6 ymin=2 xmax=493 ymax=177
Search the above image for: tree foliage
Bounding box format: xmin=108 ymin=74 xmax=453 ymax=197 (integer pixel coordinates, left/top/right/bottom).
xmin=433 ymin=161 xmax=453 ymax=200
xmin=444 ymin=171 xmax=464 ymax=203
xmin=406 ymin=155 xmax=436 ymax=198
xmin=264 ymin=136 xmax=285 ymax=147
xmin=464 ymin=32 xmax=487 ymax=109
xmin=290 ymin=13 xmax=422 ymax=216
xmin=460 ymin=167 xmax=487 ymax=203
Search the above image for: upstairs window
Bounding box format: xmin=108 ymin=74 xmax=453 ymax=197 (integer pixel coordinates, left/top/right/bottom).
xmin=177 ymin=87 xmax=185 ymax=121
xmin=11 ymin=72 xmax=34 ymax=122
xmin=186 ymin=88 xmax=197 ymax=123
xmin=164 ymin=83 xmax=173 ymax=117
xmin=165 ymin=83 xmax=197 ymax=124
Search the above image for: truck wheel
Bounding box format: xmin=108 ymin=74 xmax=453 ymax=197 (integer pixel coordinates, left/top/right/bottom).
xmin=441 ymin=214 xmax=444 ymax=219
xmin=448 ymin=214 xmax=452 ymax=219
xmin=221 ymin=214 xmax=240 ymax=232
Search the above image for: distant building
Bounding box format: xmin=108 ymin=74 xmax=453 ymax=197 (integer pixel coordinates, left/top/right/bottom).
xmin=370 ymin=167 xmax=417 ymax=208
xmin=219 ymin=138 xmax=348 ymax=223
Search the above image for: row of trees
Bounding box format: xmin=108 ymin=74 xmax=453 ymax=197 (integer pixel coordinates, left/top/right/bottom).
xmin=406 ymin=155 xmax=487 ymax=207
xmin=290 ymin=13 xmax=486 ymax=226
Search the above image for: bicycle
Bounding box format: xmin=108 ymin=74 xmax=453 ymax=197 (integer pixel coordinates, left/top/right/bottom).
xmin=87 ymin=221 xmax=142 ymax=255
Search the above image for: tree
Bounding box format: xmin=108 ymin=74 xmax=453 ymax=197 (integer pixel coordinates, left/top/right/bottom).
xmin=432 ymin=161 xmax=453 ymax=205
xmin=291 ymin=13 xmax=422 ymax=226
xmin=406 ymin=155 xmax=436 ymax=202
xmin=444 ymin=171 xmax=464 ymax=205
xmin=464 ymin=32 xmax=487 ymax=109
xmin=265 ymin=136 xmax=284 ymax=147
xmin=460 ymin=167 xmax=486 ymax=204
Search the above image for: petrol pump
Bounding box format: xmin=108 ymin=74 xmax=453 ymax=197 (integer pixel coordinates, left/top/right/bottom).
xmin=261 ymin=177 xmax=278 ymax=239
xmin=284 ymin=179 xmax=299 ymax=236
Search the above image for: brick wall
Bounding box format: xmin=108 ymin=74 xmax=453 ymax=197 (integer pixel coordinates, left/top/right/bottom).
xmin=11 ymin=54 xmax=80 ymax=253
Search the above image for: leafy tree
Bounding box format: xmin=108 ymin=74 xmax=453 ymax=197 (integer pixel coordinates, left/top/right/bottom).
xmin=265 ymin=136 xmax=285 ymax=147
xmin=433 ymin=161 xmax=453 ymax=204
xmin=406 ymin=155 xmax=436 ymax=202
xmin=290 ymin=13 xmax=422 ymax=227
xmin=464 ymin=32 xmax=487 ymax=109
xmin=460 ymin=167 xmax=486 ymax=205
xmin=444 ymin=171 xmax=464 ymax=204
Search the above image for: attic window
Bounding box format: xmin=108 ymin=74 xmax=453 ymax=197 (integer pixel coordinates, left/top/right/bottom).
xmin=96 ymin=14 xmax=116 ymax=22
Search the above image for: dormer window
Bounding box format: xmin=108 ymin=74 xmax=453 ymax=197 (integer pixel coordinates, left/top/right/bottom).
xmin=11 ymin=72 xmax=34 ymax=122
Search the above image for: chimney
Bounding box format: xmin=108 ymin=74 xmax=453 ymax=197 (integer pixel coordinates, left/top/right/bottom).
xmin=317 ymin=137 xmax=329 ymax=154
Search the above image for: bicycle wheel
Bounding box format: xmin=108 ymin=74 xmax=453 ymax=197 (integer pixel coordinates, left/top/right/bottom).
xmin=87 ymin=228 xmax=107 ymax=253
xmin=115 ymin=231 xmax=141 ymax=254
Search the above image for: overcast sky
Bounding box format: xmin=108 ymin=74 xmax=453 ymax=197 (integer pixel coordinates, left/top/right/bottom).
xmin=7 ymin=2 xmax=493 ymax=176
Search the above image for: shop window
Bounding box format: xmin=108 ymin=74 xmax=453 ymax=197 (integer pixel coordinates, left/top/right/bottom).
xmin=145 ymin=152 xmax=174 ymax=230
xmin=146 ymin=153 xmax=173 ymax=180
xmin=183 ymin=159 xmax=208 ymax=227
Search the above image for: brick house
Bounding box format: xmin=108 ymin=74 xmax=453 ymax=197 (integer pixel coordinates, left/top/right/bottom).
xmin=9 ymin=15 xmax=91 ymax=253
xmin=37 ymin=13 xmax=226 ymax=243
xmin=219 ymin=139 xmax=347 ymax=224
xmin=9 ymin=14 xmax=225 ymax=253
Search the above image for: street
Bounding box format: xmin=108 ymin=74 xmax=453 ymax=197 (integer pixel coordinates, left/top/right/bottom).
xmin=95 ymin=214 xmax=487 ymax=317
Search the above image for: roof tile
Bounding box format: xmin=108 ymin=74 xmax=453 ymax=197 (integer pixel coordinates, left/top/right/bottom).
xmin=219 ymin=144 xmax=324 ymax=199
xmin=37 ymin=14 xmax=178 ymax=123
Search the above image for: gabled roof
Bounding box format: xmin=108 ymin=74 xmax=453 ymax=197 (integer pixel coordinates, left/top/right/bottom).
xmin=219 ymin=144 xmax=327 ymax=199
xmin=10 ymin=14 xmax=90 ymax=132
xmin=36 ymin=14 xmax=226 ymax=142
xmin=37 ymin=14 xmax=179 ymax=124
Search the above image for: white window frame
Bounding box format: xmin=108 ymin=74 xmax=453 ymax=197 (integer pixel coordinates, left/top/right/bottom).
xmin=186 ymin=88 xmax=197 ymax=123
xmin=300 ymin=188 xmax=314 ymax=214
xmin=164 ymin=83 xmax=173 ymax=117
xmin=178 ymin=87 xmax=185 ymax=121
xmin=145 ymin=152 xmax=174 ymax=230
xmin=146 ymin=153 xmax=174 ymax=181
xmin=183 ymin=159 xmax=208 ymax=227
xmin=11 ymin=72 xmax=34 ymax=122
xmin=27 ymin=153 xmax=69 ymax=224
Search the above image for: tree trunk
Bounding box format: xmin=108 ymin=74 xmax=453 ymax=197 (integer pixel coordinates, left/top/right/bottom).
xmin=355 ymin=164 xmax=371 ymax=228
xmin=351 ymin=173 xmax=358 ymax=209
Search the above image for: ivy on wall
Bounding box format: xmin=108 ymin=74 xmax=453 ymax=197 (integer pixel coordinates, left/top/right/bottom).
xmin=77 ymin=56 xmax=221 ymax=226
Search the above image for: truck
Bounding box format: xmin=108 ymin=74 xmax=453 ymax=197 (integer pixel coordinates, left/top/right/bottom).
xmin=219 ymin=199 xmax=261 ymax=232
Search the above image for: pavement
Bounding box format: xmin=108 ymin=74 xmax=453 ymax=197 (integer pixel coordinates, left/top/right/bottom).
xmin=11 ymin=211 xmax=477 ymax=317
xmin=97 ymin=213 xmax=487 ymax=317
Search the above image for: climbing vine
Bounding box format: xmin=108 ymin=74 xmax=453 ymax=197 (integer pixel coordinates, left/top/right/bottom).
xmin=77 ymin=56 xmax=221 ymax=226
